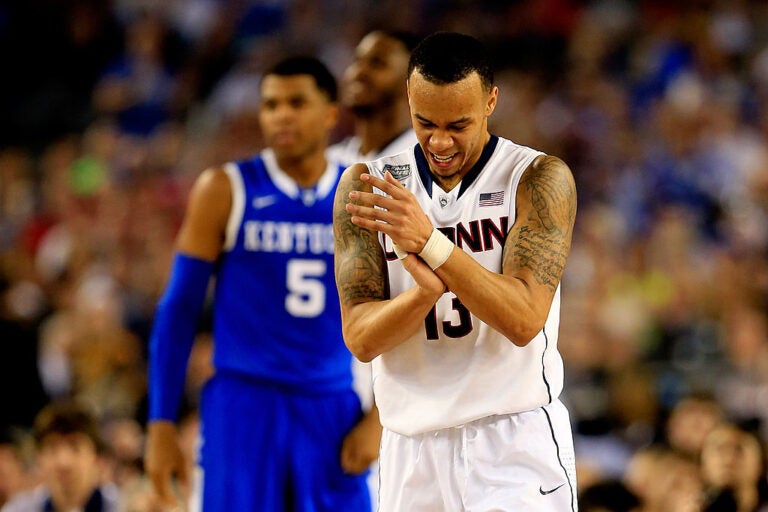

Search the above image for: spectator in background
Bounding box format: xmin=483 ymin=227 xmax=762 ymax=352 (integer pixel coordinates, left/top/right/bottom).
xmin=624 ymin=444 xmax=704 ymax=512
xmin=700 ymin=422 xmax=768 ymax=512
xmin=665 ymin=392 xmax=724 ymax=462
xmin=92 ymin=11 xmax=179 ymax=138
xmin=1 ymin=400 xmax=119 ymax=512
xmin=0 ymin=275 xmax=48 ymax=430
xmin=0 ymin=429 xmax=31 ymax=508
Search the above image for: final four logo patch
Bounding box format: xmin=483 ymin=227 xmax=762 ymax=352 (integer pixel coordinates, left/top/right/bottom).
xmin=382 ymin=164 xmax=411 ymax=182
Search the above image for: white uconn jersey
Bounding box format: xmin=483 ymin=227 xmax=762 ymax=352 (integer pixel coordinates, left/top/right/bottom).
xmin=366 ymin=136 xmax=565 ymax=436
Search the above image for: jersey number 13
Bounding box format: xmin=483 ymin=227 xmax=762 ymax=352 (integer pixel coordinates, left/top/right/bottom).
xmin=425 ymin=296 xmax=473 ymax=340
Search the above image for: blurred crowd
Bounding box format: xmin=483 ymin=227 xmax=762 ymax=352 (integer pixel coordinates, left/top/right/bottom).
xmin=1 ymin=0 xmax=768 ymax=510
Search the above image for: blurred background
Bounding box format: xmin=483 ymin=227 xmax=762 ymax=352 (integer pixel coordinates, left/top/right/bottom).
xmin=1 ymin=0 xmax=768 ymax=510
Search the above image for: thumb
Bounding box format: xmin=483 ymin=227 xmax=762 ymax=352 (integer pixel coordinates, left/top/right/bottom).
xmin=176 ymin=457 xmax=191 ymax=498
xmin=149 ymin=469 xmax=177 ymax=506
xmin=340 ymin=435 xmax=357 ymax=473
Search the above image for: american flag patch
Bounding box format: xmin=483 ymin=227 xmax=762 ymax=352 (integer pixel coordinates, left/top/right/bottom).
xmin=479 ymin=191 xmax=504 ymax=207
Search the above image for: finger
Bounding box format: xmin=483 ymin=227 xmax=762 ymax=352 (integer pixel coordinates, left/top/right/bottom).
xmin=176 ymin=459 xmax=191 ymax=498
xmin=346 ymin=203 xmax=396 ymax=224
xmin=154 ymin=487 xmax=177 ymax=506
xmin=148 ymin=493 xmax=180 ymax=512
xmin=148 ymin=470 xmax=177 ymax=505
xmin=400 ymin=255 xmax=448 ymax=295
xmin=361 ymin=173 xmax=407 ymax=198
xmin=345 ymin=458 xmax=367 ymax=475
xmin=341 ymin=448 xmax=366 ymax=475
xmin=348 ymin=190 xmax=399 ymax=211
xmin=350 ymin=215 xmax=394 ymax=235
xmin=383 ymin=171 xmax=405 ymax=188
xmin=340 ymin=437 xmax=356 ymax=473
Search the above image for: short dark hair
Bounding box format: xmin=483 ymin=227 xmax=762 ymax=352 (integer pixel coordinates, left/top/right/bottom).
xmin=408 ymin=32 xmax=494 ymax=91
xmin=376 ymin=29 xmax=420 ymax=53
xmin=33 ymin=400 xmax=103 ymax=453
xmin=263 ymin=56 xmax=338 ymax=102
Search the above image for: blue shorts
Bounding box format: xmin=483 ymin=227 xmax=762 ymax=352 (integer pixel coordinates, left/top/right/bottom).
xmin=198 ymin=373 xmax=371 ymax=511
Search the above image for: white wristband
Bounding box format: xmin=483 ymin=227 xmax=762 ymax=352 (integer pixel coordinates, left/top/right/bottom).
xmin=418 ymin=228 xmax=454 ymax=270
xmin=392 ymin=243 xmax=407 ymax=260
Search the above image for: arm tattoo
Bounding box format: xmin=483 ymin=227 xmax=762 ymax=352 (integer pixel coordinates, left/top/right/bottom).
xmin=504 ymin=156 xmax=577 ymax=292
xmin=333 ymin=173 xmax=388 ymax=303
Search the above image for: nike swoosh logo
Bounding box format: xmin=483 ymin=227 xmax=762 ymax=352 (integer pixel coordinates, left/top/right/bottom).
xmin=539 ymin=483 xmax=565 ymax=495
xmin=252 ymin=195 xmax=277 ymax=209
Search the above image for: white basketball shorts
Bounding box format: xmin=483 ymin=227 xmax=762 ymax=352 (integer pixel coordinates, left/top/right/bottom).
xmin=377 ymin=399 xmax=578 ymax=511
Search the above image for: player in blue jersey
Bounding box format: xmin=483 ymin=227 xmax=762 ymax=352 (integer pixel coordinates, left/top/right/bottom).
xmin=144 ymin=56 xmax=377 ymax=511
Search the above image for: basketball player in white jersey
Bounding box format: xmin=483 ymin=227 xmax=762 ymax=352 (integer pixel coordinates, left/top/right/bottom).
xmin=327 ymin=29 xmax=419 ymax=168
xmin=334 ymin=32 xmax=579 ymax=511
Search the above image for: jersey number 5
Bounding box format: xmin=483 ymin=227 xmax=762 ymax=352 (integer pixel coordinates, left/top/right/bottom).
xmin=286 ymin=259 xmax=326 ymax=318
xmin=425 ymin=296 xmax=473 ymax=340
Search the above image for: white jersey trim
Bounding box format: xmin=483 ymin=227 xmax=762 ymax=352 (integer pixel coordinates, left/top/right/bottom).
xmin=262 ymin=148 xmax=339 ymax=204
xmin=262 ymin=148 xmax=299 ymax=199
xmin=223 ymin=162 xmax=245 ymax=252
xmin=315 ymin=160 xmax=341 ymax=200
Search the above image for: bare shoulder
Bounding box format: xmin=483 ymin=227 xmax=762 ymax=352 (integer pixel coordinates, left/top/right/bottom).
xmin=504 ymin=154 xmax=577 ymax=292
xmin=177 ymin=165 xmax=232 ymax=259
xmin=525 ymin=155 xmax=576 ymax=203
xmin=337 ymin=163 xmax=373 ymax=195
xmin=190 ymin=165 xmax=233 ymax=206
xmin=334 ymin=163 xmax=373 ymax=229
xmin=333 ymin=163 xmax=387 ymax=304
xmin=518 ymin=154 xmax=577 ymax=232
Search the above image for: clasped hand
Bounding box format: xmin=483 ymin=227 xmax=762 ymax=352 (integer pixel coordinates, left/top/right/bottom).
xmin=346 ymin=171 xmax=446 ymax=296
xmin=346 ymin=171 xmax=432 ymax=253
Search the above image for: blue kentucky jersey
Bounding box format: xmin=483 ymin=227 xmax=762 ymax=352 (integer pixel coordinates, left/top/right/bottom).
xmin=212 ymin=149 xmax=351 ymax=392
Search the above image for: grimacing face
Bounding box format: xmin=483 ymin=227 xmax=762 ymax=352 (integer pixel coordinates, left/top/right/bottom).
xmin=342 ymin=32 xmax=410 ymax=112
xmin=259 ymin=74 xmax=338 ymax=163
xmin=407 ymin=70 xmax=497 ymax=190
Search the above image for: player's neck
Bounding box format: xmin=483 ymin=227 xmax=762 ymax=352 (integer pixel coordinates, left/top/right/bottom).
xmin=275 ymin=150 xmax=328 ymax=188
xmin=355 ymin=106 xmax=410 ymax=155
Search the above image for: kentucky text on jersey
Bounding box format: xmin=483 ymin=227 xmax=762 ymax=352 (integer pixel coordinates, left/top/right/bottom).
xmin=382 ymin=216 xmax=509 ymax=260
xmin=243 ymin=221 xmax=335 ymax=254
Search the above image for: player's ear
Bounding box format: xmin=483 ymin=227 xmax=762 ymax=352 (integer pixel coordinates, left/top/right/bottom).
xmin=485 ymin=86 xmax=498 ymax=117
xmin=325 ymin=103 xmax=340 ymax=131
xmin=406 ymin=80 xmax=416 ymax=115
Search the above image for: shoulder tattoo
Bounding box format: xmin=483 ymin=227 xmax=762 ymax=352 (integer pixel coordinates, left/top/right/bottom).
xmin=505 ymin=156 xmax=577 ymax=292
xmin=333 ymin=173 xmax=388 ymax=302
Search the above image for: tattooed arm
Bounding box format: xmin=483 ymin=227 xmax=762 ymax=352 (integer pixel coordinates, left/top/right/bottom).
xmin=433 ymin=155 xmax=577 ymax=346
xmin=334 ymin=164 xmax=445 ymax=361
